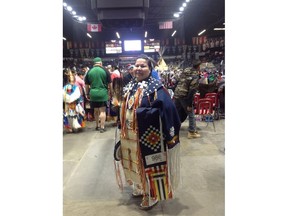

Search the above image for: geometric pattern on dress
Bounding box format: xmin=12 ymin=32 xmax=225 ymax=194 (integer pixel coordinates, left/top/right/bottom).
xmin=140 ymin=125 xmax=161 ymax=152
xmin=145 ymin=165 xmax=171 ymax=200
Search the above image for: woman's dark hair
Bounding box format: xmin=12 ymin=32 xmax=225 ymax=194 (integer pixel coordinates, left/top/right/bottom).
xmin=112 ymin=65 xmax=119 ymax=70
xmin=77 ymin=70 xmax=85 ymax=76
xmin=112 ymin=77 xmax=123 ymax=101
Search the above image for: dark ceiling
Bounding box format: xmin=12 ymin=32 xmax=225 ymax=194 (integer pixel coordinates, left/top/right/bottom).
xmin=63 ymin=0 xmax=225 ymax=42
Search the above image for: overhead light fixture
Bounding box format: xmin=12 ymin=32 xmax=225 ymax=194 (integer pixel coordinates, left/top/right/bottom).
xmin=116 ymin=32 xmax=120 ymax=39
xmin=171 ymin=30 xmax=177 ymax=37
xmin=173 ymin=1 xmax=190 ymax=20
xmin=214 ymin=28 xmax=225 ymax=31
xmin=63 ymin=37 xmax=66 ymax=41
xmin=73 ymin=16 xmax=86 ymax=22
xmin=145 ymin=31 xmax=147 ymax=38
xmin=67 ymin=6 xmax=72 ymax=11
xmin=64 ymin=3 xmax=87 ymax=24
xmin=198 ymin=29 xmax=206 ymax=36
xmin=87 ymin=33 xmax=92 ymax=38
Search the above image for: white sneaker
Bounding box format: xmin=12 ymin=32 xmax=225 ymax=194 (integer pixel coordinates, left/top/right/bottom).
xmin=139 ymin=196 xmax=158 ymax=210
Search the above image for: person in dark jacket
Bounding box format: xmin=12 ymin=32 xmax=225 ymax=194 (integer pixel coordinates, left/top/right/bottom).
xmin=174 ymin=59 xmax=201 ymax=139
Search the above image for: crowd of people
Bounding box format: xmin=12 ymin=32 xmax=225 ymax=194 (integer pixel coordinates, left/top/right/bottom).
xmin=63 ymin=54 xmax=225 ymax=210
xmin=63 ymin=56 xmax=225 ymax=132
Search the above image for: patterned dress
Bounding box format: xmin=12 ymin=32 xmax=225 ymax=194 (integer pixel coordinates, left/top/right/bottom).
xmin=114 ymin=76 xmax=181 ymax=201
xmin=63 ymin=83 xmax=85 ymax=132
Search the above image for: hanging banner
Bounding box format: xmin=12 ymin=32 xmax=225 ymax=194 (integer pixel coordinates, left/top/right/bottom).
xmin=91 ymin=49 xmax=95 ymax=57
xmin=198 ymin=37 xmax=203 ymax=45
xmin=66 ymin=41 xmax=72 ymax=50
xmin=69 ymin=49 xmax=74 ymax=58
xmin=73 ymin=42 xmax=78 ymax=49
xmin=96 ymin=49 xmax=100 ymax=56
xmin=74 ymin=49 xmax=79 ymax=57
xmin=183 ymin=45 xmax=187 ymax=53
xmin=166 ymin=46 xmax=170 ymax=54
xmin=79 ymin=49 xmax=84 ymax=58
xmin=84 ymin=49 xmax=89 ymax=58
xmin=101 ymin=48 xmax=105 ymax=56
xmin=172 ymin=46 xmax=176 ymax=54
xmin=177 ymin=45 xmax=182 ymax=54
xmin=220 ymin=37 xmax=225 ymax=47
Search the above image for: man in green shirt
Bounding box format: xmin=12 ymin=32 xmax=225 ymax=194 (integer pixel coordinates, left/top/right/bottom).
xmin=85 ymin=57 xmax=112 ymax=133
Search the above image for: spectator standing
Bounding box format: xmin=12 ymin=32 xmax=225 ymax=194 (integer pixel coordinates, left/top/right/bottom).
xmin=111 ymin=65 xmax=121 ymax=81
xmin=72 ymin=69 xmax=86 ymax=109
xmin=81 ymin=65 xmax=93 ymax=120
xmin=122 ymin=64 xmax=135 ymax=86
xmin=85 ymin=57 xmax=112 ymax=133
xmin=174 ymin=59 xmax=201 ymax=138
xmin=81 ymin=65 xmax=90 ymax=78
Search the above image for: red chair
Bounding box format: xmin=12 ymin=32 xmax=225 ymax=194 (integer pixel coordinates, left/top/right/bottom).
xmin=205 ymin=92 xmax=220 ymax=120
xmin=195 ymin=98 xmax=216 ymax=131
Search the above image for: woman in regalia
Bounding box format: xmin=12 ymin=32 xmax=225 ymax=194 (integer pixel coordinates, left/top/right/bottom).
xmin=114 ymin=55 xmax=181 ymax=210
xmin=63 ymin=70 xmax=85 ymax=133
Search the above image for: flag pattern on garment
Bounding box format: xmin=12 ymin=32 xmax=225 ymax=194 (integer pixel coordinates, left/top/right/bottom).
xmin=159 ymin=21 xmax=173 ymax=29
xmin=87 ymin=23 xmax=102 ymax=32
